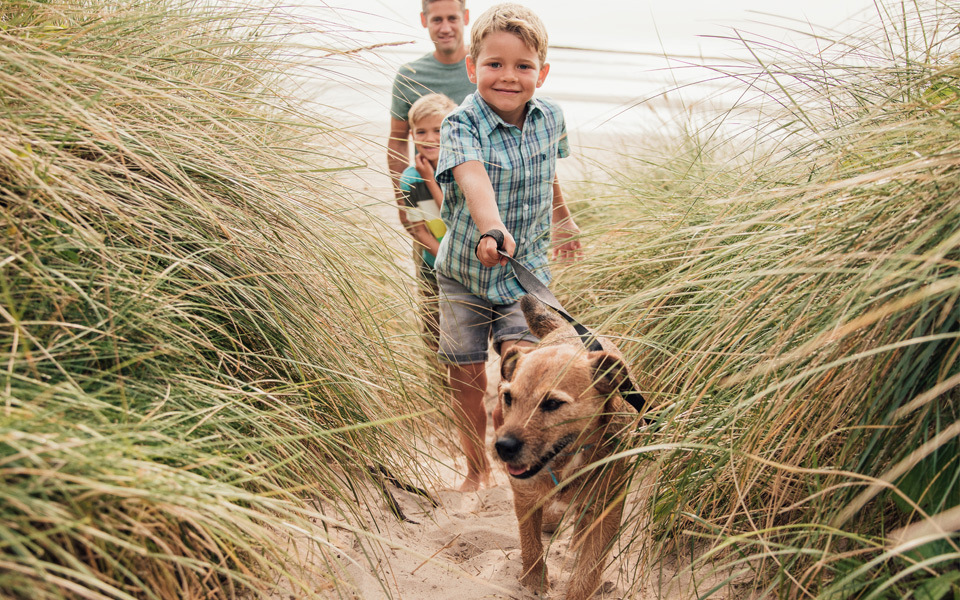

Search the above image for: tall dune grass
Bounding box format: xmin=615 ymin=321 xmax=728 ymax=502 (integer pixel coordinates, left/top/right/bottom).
xmin=560 ymin=1 xmax=959 ymax=597
xmin=1 ymin=1 xmax=437 ymax=598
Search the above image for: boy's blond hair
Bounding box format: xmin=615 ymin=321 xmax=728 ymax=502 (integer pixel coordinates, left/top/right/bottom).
xmin=421 ymin=0 xmax=465 ymax=13
xmin=470 ymin=3 xmax=548 ymax=66
xmin=408 ymin=93 xmax=458 ymax=127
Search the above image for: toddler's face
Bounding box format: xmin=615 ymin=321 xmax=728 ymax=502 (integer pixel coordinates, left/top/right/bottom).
xmin=411 ymin=114 xmax=444 ymax=162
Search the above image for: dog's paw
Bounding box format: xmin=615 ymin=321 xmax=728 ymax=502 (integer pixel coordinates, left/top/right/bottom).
xmin=519 ymin=564 xmax=549 ymax=593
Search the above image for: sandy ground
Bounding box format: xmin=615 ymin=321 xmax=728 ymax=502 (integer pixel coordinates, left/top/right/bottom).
xmin=268 ymin=130 xmax=745 ymax=600
xmin=281 ymin=357 xmax=743 ymax=600
xmin=324 ymin=357 xmax=652 ymax=600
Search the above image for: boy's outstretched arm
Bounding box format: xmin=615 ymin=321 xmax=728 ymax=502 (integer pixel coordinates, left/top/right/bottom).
xmin=551 ymin=175 xmax=582 ymax=262
xmin=452 ymin=160 xmax=515 ymax=267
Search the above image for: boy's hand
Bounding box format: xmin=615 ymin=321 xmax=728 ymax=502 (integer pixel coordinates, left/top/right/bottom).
xmin=476 ymin=228 xmax=516 ymax=268
xmin=553 ymin=219 xmax=583 ymax=262
xmin=414 ymin=153 xmax=436 ymax=182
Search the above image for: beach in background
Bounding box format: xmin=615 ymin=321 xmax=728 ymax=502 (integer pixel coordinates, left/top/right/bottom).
xmin=284 ymin=0 xmax=877 ymax=138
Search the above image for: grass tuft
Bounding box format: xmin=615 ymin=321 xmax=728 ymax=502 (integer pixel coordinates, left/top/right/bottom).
xmin=559 ymin=1 xmax=960 ymax=596
xmin=1 ymin=0 xmax=439 ymax=597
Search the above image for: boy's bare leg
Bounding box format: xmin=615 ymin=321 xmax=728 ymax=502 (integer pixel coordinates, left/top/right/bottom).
xmin=449 ymin=361 xmax=490 ymax=492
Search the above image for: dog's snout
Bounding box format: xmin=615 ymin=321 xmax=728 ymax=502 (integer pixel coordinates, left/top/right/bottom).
xmin=495 ymin=435 xmax=523 ymax=461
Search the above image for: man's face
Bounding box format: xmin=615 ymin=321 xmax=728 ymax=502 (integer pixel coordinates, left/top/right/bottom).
xmin=421 ymin=0 xmax=469 ymax=58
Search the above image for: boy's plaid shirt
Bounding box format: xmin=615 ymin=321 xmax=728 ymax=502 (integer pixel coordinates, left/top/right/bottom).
xmin=434 ymin=92 xmax=570 ymax=305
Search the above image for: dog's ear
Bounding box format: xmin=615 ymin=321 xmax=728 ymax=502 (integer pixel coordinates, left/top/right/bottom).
xmin=501 ymin=346 xmax=526 ymax=381
xmin=589 ymin=351 xmax=629 ymax=396
xmin=520 ymin=295 xmax=566 ymax=338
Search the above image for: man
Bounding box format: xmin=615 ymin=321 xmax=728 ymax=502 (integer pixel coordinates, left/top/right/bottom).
xmin=388 ymin=0 xmax=475 ymax=234
xmin=387 ymin=1 xmax=477 ymax=490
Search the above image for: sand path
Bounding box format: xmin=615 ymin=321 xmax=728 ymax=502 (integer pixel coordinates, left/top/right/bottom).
xmin=280 ymin=133 xmax=741 ymax=600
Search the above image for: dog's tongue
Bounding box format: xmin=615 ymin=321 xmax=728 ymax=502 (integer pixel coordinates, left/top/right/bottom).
xmin=507 ymin=465 xmax=528 ymax=476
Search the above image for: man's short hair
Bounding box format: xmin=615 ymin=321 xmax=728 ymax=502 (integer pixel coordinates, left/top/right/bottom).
xmin=421 ymin=0 xmax=466 ymax=13
xmin=408 ymin=93 xmax=458 ymax=127
xmin=470 ymin=3 xmax=548 ymax=66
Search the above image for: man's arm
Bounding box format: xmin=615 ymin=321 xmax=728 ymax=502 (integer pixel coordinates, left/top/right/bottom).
xmin=452 ymin=160 xmax=515 ymax=267
xmin=551 ymin=175 xmax=582 ymax=262
xmin=388 ymin=117 xmax=413 ymax=231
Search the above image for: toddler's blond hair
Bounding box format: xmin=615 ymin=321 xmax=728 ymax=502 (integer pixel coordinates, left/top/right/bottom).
xmin=408 ymin=93 xmax=458 ymax=127
xmin=470 ymin=3 xmax=548 ymax=66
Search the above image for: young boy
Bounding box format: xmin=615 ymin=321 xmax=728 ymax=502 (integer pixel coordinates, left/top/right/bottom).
xmin=399 ymin=93 xmax=458 ymax=351
xmin=434 ymin=3 xmax=582 ymax=491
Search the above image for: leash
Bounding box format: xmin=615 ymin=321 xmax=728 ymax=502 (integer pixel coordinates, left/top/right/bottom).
xmin=477 ymin=230 xmax=648 ymax=415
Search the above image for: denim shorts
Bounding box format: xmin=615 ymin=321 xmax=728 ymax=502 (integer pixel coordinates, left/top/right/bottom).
xmin=437 ymin=274 xmax=538 ymax=365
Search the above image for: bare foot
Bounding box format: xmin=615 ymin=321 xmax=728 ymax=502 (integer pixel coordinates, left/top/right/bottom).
xmin=458 ymin=470 xmax=490 ymax=492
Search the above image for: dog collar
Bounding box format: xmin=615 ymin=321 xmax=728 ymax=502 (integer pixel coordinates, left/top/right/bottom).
xmin=545 ymin=443 xmax=595 ymax=487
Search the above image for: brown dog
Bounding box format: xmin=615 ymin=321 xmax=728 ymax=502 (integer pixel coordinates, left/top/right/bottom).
xmin=494 ymin=295 xmax=636 ymax=600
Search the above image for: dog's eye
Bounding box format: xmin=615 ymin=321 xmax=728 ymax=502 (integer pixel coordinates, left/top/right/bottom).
xmin=540 ymin=397 xmax=565 ymax=412
xmin=502 ymin=390 xmax=513 ymax=407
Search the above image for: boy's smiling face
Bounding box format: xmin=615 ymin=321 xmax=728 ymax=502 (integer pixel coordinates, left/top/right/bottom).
xmin=466 ymin=31 xmax=549 ymax=127
xmin=411 ymin=113 xmax=444 ymax=163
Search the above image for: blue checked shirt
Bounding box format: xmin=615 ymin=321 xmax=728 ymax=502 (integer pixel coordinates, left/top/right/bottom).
xmin=434 ymin=93 xmax=570 ymax=305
